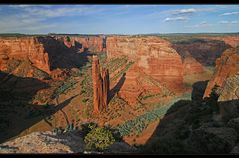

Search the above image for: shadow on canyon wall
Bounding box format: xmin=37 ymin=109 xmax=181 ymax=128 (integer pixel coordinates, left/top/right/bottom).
xmin=0 ymin=71 xmax=77 ymax=143
xmin=172 ymin=39 xmax=231 ymax=66
xmin=37 ymin=37 xmax=94 ymax=71
xmin=141 ymin=79 xmax=239 ymax=154
xmin=109 ymin=73 xmax=126 ymax=103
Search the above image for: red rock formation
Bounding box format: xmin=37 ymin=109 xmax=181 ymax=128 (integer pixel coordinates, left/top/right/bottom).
xmin=201 ymin=35 xmax=239 ymax=48
xmin=0 ymin=37 xmax=51 ymax=74
xmin=106 ymin=36 xmax=184 ymax=92
xmin=173 ymin=39 xmax=230 ymax=66
xmin=56 ymin=36 xmax=105 ymax=53
xmin=102 ymin=68 xmax=110 ymax=109
xmin=204 ymin=47 xmax=239 ymax=98
xmin=182 ymin=52 xmax=204 ymax=75
xmin=92 ymin=56 xmax=109 ymax=113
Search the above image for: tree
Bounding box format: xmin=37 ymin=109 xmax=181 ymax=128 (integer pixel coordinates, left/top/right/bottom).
xmin=84 ymin=127 xmax=115 ymax=151
xmin=66 ymin=36 xmax=71 ymax=42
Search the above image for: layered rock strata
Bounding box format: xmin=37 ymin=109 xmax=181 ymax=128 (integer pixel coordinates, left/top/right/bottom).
xmin=204 ymin=47 xmax=239 ymax=98
xmin=182 ymin=53 xmax=204 ymax=75
xmin=106 ymin=36 xmax=184 ymax=92
xmin=201 ymin=35 xmax=239 ymax=48
xmin=0 ymin=37 xmax=50 ymax=74
xmin=56 ymin=36 xmax=105 ymax=52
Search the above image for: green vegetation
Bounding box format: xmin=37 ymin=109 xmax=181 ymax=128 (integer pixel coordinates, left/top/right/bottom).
xmin=105 ymin=56 xmax=128 ymax=74
xmin=53 ymin=122 xmax=77 ymax=135
xmin=54 ymin=79 xmax=77 ymax=97
xmin=117 ymin=93 xmax=191 ymax=137
xmin=84 ymin=127 xmax=115 ymax=151
xmin=80 ymin=122 xmax=98 ymax=137
xmin=82 ymin=98 xmax=89 ymax=103
xmin=141 ymin=93 xmax=161 ymax=100
xmin=66 ymin=36 xmax=71 ymax=42
xmin=111 ymin=61 xmax=134 ymax=81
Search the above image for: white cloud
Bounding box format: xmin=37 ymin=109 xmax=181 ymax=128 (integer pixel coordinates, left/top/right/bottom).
xmin=21 ymin=6 xmax=105 ymax=18
xmin=173 ymin=8 xmax=196 ymax=15
xmin=219 ymin=20 xmax=238 ymax=24
xmin=0 ymin=5 xmax=108 ymax=33
xmin=220 ymin=11 xmax=239 ymax=16
xmin=164 ymin=16 xmax=189 ymax=22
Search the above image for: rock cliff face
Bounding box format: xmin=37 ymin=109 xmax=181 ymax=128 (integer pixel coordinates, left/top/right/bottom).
xmin=0 ymin=35 xmax=106 ymax=80
xmin=201 ymin=35 xmax=239 ymax=48
xmin=215 ymin=73 xmax=239 ymax=120
xmin=173 ymin=39 xmax=230 ymax=66
xmin=204 ymin=47 xmax=239 ymax=98
xmin=106 ymin=36 xmax=184 ymax=93
xmin=182 ymin=52 xmax=204 ymax=75
xmin=218 ymin=73 xmax=239 ymax=101
xmin=0 ymin=37 xmax=50 ymax=74
xmin=92 ymin=56 xmax=109 ymax=113
xmin=56 ymin=36 xmax=105 ymax=53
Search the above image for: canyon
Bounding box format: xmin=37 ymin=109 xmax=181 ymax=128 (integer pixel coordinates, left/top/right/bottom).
xmin=1 ymin=34 xmax=239 ymax=154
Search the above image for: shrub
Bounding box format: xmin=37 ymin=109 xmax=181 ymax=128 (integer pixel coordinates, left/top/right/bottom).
xmin=80 ymin=90 xmax=86 ymax=94
xmin=80 ymin=122 xmax=98 ymax=137
xmin=82 ymin=98 xmax=89 ymax=103
xmin=66 ymin=36 xmax=71 ymax=42
xmin=84 ymin=127 xmax=115 ymax=151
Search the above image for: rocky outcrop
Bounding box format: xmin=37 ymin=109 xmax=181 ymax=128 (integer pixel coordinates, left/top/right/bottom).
xmin=92 ymin=56 xmax=109 ymax=113
xmin=0 ymin=131 xmax=136 ymax=154
xmin=0 ymin=37 xmax=50 ymax=74
xmin=106 ymin=36 xmax=184 ymax=93
xmin=204 ymin=47 xmax=239 ymax=98
xmin=0 ymin=131 xmax=85 ymax=153
xmin=173 ymin=39 xmax=230 ymax=66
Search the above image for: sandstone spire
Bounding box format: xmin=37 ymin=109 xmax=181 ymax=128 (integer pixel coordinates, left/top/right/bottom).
xmin=102 ymin=68 xmax=109 ymax=109
xmin=92 ymin=55 xmax=109 ymax=113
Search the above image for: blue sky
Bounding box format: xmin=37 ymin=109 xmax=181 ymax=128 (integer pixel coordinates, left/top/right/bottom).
xmin=0 ymin=5 xmax=239 ymax=34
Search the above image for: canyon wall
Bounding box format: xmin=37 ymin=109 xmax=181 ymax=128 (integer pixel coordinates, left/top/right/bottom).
xmin=201 ymin=35 xmax=239 ymax=48
xmin=56 ymin=36 xmax=105 ymax=53
xmin=173 ymin=39 xmax=230 ymax=66
xmin=204 ymin=47 xmax=239 ymax=98
xmin=182 ymin=53 xmax=204 ymax=75
xmin=0 ymin=35 xmax=105 ymax=80
xmin=106 ymin=36 xmax=184 ymax=92
xmin=0 ymin=37 xmax=50 ymax=74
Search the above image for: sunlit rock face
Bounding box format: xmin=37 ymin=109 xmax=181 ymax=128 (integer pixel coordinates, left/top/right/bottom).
xmin=204 ymin=47 xmax=239 ymax=98
xmin=182 ymin=52 xmax=204 ymax=75
xmin=0 ymin=37 xmax=50 ymax=74
xmin=106 ymin=36 xmax=184 ymax=93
